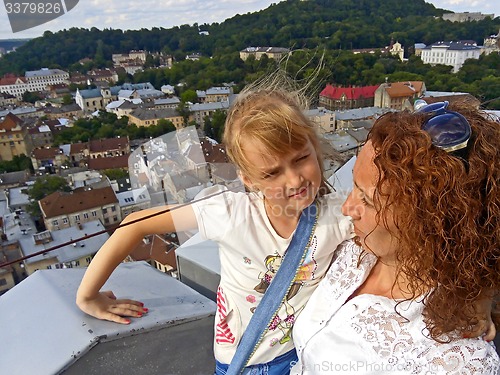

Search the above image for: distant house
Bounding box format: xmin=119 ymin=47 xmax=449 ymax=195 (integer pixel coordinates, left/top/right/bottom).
xmin=75 ymin=86 xmax=120 ymax=113
xmin=39 ymin=185 xmax=121 ymax=231
xmin=17 ymin=220 xmax=109 ymax=276
xmin=0 ymin=113 xmax=33 ymax=161
xmin=305 ymin=107 xmax=336 ymax=132
xmin=25 ymin=68 xmax=69 ymax=92
xmin=0 ymin=74 xmax=28 ymax=98
xmin=88 ymin=137 xmax=130 ymax=159
xmin=482 ymin=29 xmax=500 ymax=55
xmin=240 ymin=47 xmax=290 ymax=61
xmin=190 ymin=101 xmax=230 ymax=126
xmin=30 ymin=146 xmax=67 ymax=173
xmin=69 ymin=142 xmax=89 ymax=167
xmin=116 ymin=186 xmax=151 ymax=217
xmin=0 ymin=92 xmax=19 ymax=106
xmin=319 ymin=85 xmax=379 ymax=111
xmin=351 ymin=39 xmax=404 ymax=61
xmin=87 ymin=68 xmax=119 ymax=85
xmin=43 ymin=103 xmax=83 ymax=120
xmin=420 ymin=41 xmax=481 ymax=73
xmin=87 ymin=155 xmax=129 ymax=171
xmin=442 ymin=12 xmax=494 ymax=22
xmin=128 ymin=108 xmax=186 ymax=129
xmin=204 ymin=87 xmax=233 ymax=103
xmin=28 ymin=124 xmax=53 ymax=148
xmin=161 ymin=85 xmax=175 ymax=95
xmin=47 ymin=83 xmax=70 ymax=99
xmin=374 ymin=81 xmax=426 ymax=110
xmin=185 ymin=53 xmax=202 ymax=61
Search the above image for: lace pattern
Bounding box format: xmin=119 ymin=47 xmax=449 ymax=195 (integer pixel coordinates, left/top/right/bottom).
xmin=323 ymin=241 xmax=500 ymax=374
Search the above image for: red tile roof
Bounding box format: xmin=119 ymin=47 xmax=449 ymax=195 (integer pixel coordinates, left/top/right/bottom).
xmin=0 ymin=113 xmax=23 ymax=131
xmin=32 ymin=147 xmax=61 ymax=159
xmin=0 ymin=74 xmax=26 ymax=85
xmin=40 ymin=186 xmax=118 ymax=218
xmin=87 ymin=155 xmax=129 ymax=170
xmin=320 ymin=85 xmax=379 ymax=100
xmin=70 ymin=142 xmax=88 ymax=155
xmin=89 ymin=138 xmax=129 ymax=153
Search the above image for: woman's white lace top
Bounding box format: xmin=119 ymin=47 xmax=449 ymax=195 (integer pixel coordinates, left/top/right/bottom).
xmin=291 ymin=240 xmax=499 ymax=374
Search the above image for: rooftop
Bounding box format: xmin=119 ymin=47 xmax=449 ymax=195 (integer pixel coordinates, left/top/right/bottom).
xmin=0 ymin=261 xmax=216 ymax=375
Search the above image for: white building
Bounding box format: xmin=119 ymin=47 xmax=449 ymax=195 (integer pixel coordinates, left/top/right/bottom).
xmin=25 ymin=68 xmax=69 ymax=92
xmin=420 ymin=41 xmax=481 ymax=73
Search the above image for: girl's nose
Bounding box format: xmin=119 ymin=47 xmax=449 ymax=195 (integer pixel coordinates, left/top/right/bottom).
xmin=285 ymin=168 xmax=303 ymax=188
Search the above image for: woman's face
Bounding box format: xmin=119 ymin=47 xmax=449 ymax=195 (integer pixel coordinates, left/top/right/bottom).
xmin=341 ymin=141 xmax=399 ymax=263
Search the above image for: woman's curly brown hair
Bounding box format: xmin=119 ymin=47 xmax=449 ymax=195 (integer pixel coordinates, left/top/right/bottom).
xmin=367 ymin=102 xmax=499 ymax=341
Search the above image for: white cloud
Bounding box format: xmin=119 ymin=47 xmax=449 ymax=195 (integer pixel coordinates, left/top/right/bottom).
xmin=1 ymin=0 xmax=498 ymax=40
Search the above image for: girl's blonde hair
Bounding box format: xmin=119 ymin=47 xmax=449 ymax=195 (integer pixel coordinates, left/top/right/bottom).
xmin=223 ymin=75 xmax=324 ymax=182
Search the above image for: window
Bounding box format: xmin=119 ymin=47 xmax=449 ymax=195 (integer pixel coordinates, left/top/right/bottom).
xmin=92 ymin=211 xmax=97 ymax=217
xmin=104 ymin=218 xmax=109 ymax=224
xmin=74 ymin=214 xmax=80 ymax=222
xmin=111 ymin=206 xmax=116 ymax=212
xmin=103 ymin=208 xmax=108 ymax=214
xmin=83 ymin=213 xmax=89 ymax=219
xmin=52 ymin=220 xmax=58 ymax=226
xmin=62 ymin=218 xmax=68 ymax=224
xmin=0 ymin=278 xmax=7 ymax=286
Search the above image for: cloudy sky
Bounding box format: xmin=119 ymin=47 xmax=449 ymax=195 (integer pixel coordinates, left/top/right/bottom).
xmin=0 ymin=0 xmax=498 ymax=40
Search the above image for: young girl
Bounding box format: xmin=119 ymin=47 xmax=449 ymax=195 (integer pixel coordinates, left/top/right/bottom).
xmin=76 ymin=81 xmax=353 ymax=373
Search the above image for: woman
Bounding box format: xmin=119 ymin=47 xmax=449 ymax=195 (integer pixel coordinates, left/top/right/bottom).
xmin=291 ymin=101 xmax=499 ymax=374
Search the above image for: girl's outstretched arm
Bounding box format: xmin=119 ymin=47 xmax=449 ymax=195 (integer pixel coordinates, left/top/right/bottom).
xmin=76 ymin=204 xmax=198 ymax=324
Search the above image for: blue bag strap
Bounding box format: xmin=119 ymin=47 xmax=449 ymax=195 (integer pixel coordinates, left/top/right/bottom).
xmin=226 ymin=201 xmax=319 ymax=375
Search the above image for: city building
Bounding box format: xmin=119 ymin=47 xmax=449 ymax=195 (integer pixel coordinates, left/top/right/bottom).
xmin=482 ymin=29 xmax=500 ymax=55
xmin=25 ymin=68 xmax=70 ymax=92
xmin=374 ymin=81 xmax=426 ymax=110
xmin=420 ymin=41 xmax=481 ymax=73
xmin=442 ymin=12 xmax=495 ymax=22
xmin=239 ymin=46 xmax=290 ymax=61
xmin=0 ymin=113 xmax=33 ymax=161
xmin=39 ymin=186 xmax=121 ymax=231
xmin=30 ymin=146 xmax=68 ymax=173
xmin=17 ymin=220 xmax=109 ymax=276
xmin=319 ymin=85 xmax=379 ymax=111
xmin=128 ymin=108 xmax=186 ymax=129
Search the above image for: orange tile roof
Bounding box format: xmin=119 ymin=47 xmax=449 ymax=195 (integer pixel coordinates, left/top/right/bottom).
xmin=384 ymin=81 xmax=424 ymax=98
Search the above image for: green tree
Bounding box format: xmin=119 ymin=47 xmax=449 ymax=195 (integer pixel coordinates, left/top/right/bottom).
xmin=102 ymin=168 xmax=128 ymax=181
xmin=62 ymin=94 xmax=73 ymax=105
xmin=27 ymin=176 xmax=71 ymax=216
xmin=0 ymin=154 xmax=33 ymax=173
xmin=180 ymin=89 xmax=198 ymax=103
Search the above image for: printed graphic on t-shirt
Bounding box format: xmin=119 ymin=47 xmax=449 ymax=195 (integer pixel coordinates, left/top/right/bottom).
xmin=252 ymin=235 xmax=318 ymax=346
xmin=215 ymin=286 xmax=235 ymax=344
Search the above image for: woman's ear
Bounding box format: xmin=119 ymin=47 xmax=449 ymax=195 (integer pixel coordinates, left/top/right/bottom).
xmin=239 ymin=171 xmax=256 ymax=191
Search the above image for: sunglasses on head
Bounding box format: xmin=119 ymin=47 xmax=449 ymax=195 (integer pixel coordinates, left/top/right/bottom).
xmin=413 ymin=100 xmax=471 ymax=153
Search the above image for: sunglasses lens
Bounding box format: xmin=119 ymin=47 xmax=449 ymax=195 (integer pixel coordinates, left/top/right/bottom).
xmin=422 ymin=112 xmax=471 ymax=150
xmin=417 ymin=101 xmax=447 ymax=114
